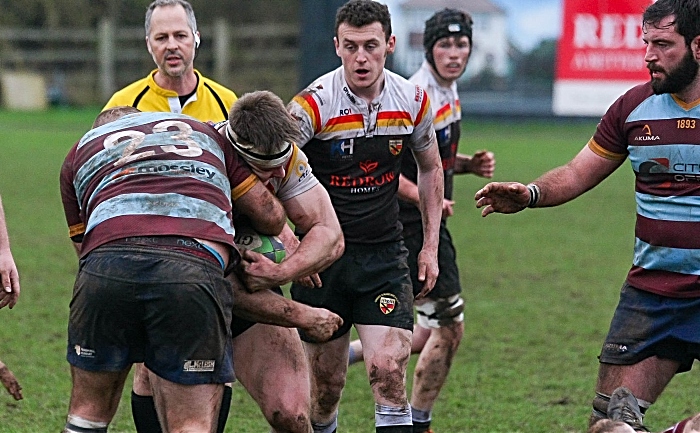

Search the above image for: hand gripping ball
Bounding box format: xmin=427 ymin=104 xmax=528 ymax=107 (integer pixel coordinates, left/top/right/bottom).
xmin=234 ymin=226 xmax=286 ymax=264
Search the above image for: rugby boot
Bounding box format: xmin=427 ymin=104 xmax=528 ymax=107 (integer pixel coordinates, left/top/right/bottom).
xmin=607 ymin=387 xmax=650 ymax=432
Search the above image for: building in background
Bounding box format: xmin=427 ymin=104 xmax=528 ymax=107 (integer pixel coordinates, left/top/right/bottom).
xmin=388 ymin=0 xmax=509 ymax=82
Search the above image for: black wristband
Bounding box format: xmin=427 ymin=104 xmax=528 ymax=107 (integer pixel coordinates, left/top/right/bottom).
xmin=526 ymin=183 xmax=540 ymax=208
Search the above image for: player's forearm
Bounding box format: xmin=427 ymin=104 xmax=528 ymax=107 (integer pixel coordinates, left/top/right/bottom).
xmin=417 ymin=165 xmax=444 ymax=252
xmin=277 ymin=225 xmax=344 ymax=282
xmin=0 ymin=198 xmax=11 ymax=253
xmin=529 ymin=146 xmax=622 ymax=208
xmin=231 ymin=286 xmax=306 ymax=328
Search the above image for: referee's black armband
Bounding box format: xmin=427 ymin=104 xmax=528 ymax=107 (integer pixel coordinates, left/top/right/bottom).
xmin=526 ymin=183 xmax=540 ymax=208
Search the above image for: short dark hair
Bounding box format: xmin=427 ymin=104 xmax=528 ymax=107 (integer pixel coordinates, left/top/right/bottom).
xmin=335 ymin=0 xmax=392 ymax=42
xmin=93 ymin=106 xmax=140 ymax=128
xmin=228 ymin=91 xmax=301 ymax=156
xmin=643 ymin=0 xmax=700 ymax=47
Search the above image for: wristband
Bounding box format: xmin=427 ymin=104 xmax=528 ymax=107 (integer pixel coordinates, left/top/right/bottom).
xmin=526 ymin=183 xmax=540 ymax=208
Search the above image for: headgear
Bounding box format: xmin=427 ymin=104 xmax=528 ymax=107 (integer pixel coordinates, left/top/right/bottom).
xmin=423 ymin=9 xmax=473 ymax=75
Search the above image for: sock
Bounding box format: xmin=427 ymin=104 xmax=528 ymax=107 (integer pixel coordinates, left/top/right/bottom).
xmin=411 ymin=406 xmax=432 ymax=433
xmin=64 ymin=415 xmax=108 ymax=433
xmin=348 ymin=345 xmax=359 ymax=365
xmin=131 ymin=391 xmax=162 ymax=433
xmin=312 ymin=412 xmax=338 ymax=433
xmin=376 ymin=404 xmax=412 ymax=433
xmin=216 ymin=385 xmax=232 ymax=433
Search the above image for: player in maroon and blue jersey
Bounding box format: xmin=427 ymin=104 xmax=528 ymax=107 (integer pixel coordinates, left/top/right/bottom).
xmin=59 ymin=107 xmax=285 ymax=433
xmin=476 ymin=0 xmax=700 ymax=431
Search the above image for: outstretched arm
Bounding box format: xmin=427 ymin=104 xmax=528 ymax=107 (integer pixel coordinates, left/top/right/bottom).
xmin=0 ymin=196 xmax=19 ymax=310
xmin=239 ymin=184 xmax=344 ymax=290
xmin=475 ymin=145 xmax=624 ymax=217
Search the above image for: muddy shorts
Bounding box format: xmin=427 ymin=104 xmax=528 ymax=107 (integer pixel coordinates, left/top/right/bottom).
xmin=67 ymin=242 xmax=234 ymax=385
xmin=599 ymin=283 xmax=700 ymax=373
xmin=291 ymin=241 xmax=414 ymax=342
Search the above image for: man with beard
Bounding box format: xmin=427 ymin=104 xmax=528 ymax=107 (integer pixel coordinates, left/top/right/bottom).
xmin=474 ymin=0 xmax=700 ymax=431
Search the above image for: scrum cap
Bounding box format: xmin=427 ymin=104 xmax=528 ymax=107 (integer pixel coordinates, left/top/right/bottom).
xmin=423 ymin=8 xmax=473 ymax=70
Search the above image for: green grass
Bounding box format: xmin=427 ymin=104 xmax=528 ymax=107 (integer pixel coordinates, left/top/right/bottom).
xmin=0 ymin=110 xmax=698 ymax=432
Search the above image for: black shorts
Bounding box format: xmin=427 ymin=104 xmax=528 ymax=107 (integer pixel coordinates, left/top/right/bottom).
xmin=599 ymin=283 xmax=700 ymax=373
xmin=67 ymin=243 xmax=234 ymax=385
xmin=403 ymin=221 xmax=461 ymax=299
xmin=230 ymin=286 xmax=284 ymax=338
xmin=290 ymin=241 xmax=414 ymax=342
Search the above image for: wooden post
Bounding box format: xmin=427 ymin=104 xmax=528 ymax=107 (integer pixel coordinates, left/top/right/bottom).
xmin=212 ymin=18 xmax=230 ymax=86
xmin=98 ymin=18 xmax=116 ymax=104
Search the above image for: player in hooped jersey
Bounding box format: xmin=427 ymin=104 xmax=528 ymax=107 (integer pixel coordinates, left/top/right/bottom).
xmin=59 ymin=107 xmax=285 ymax=433
xmin=476 ymin=0 xmax=700 ymax=431
xmin=286 ymin=1 xmax=444 ymax=432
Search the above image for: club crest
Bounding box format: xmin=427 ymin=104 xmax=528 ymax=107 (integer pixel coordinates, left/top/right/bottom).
xmin=376 ymin=293 xmax=398 ymax=315
xmin=389 ymin=139 xmax=403 ymax=156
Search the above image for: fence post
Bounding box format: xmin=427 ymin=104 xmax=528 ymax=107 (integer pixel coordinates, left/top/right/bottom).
xmin=98 ymin=18 xmax=116 ymax=104
xmin=212 ymin=18 xmax=230 ymax=86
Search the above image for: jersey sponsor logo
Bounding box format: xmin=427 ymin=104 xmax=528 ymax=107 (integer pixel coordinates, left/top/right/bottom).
xmin=634 ymin=124 xmax=660 ymax=142
xmin=359 ymin=160 xmax=378 ymax=174
xmin=375 ymin=293 xmax=398 ymax=315
xmin=330 ymin=139 xmax=355 ymax=161
xmin=293 ymin=160 xmax=311 ymax=183
xmin=602 ymin=342 xmax=628 ymax=353
xmin=74 ymin=345 xmax=95 ymax=358
xmin=329 ymin=170 xmax=396 ymax=194
xmin=183 ymin=359 xmax=216 ymax=372
xmin=342 ymin=86 xmax=357 ymax=104
xmin=414 ymin=85 xmax=424 ymax=102
xmin=389 ymin=139 xmax=403 ymax=156
xmin=116 ymin=163 xmax=217 ymax=179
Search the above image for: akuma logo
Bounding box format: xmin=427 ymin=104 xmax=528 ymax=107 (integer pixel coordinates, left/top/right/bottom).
xmin=360 ymin=160 xmax=378 ymax=174
xmin=634 ymin=124 xmax=660 ymax=141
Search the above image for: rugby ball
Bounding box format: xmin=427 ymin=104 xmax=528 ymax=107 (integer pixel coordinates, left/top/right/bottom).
xmin=234 ymin=226 xmax=286 ymax=264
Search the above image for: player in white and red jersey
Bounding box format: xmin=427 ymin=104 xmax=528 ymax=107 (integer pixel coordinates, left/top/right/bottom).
xmin=212 ymin=90 xmax=345 ymax=433
xmin=286 ymin=1 xmax=444 ymax=432
xmin=59 ymin=107 xmax=285 ymax=433
xmin=347 ymin=9 xmax=495 ymax=432
xmin=476 ymin=0 xmax=700 ymax=431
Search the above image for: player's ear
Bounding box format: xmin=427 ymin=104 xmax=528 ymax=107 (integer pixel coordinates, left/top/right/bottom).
xmin=693 ymin=35 xmax=700 ymax=61
xmin=146 ymin=37 xmax=153 ymax=55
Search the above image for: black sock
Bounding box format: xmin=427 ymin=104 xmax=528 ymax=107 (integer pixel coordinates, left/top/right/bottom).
xmin=216 ymin=386 xmax=232 ymax=433
xmin=131 ymin=391 xmax=162 ymax=433
xmin=413 ymin=420 xmax=431 ymax=433
xmin=377 ymin=426 xmax=412 ymax=433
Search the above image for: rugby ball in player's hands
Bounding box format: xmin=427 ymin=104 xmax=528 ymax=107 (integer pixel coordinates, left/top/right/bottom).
xmin=234 ymin=226 xmax=286 ymax=264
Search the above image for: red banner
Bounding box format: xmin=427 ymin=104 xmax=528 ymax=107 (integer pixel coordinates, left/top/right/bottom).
xmin=555 ymin=0 xmax=652 ymax=82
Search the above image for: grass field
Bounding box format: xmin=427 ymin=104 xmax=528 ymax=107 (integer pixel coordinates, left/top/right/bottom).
xmin=0 ymin=109 xmax=698 ymax=432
